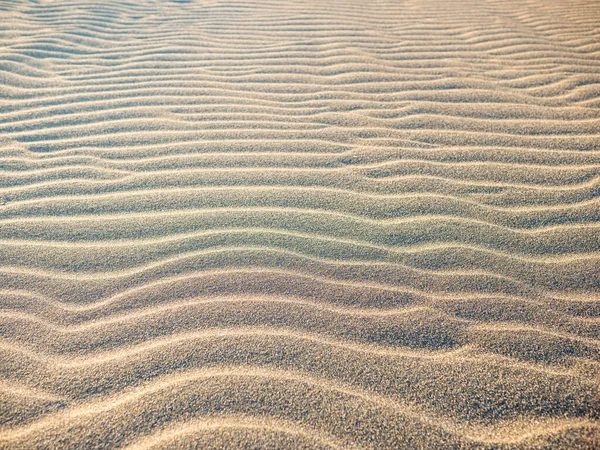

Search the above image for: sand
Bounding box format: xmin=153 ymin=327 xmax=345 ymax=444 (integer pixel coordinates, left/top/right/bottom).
xmin=1 ymin=0 xmax=600 ymax=448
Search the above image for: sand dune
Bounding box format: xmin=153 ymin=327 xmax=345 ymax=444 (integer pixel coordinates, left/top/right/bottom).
xmin=1 ymin=0 xmax=600 ymax=448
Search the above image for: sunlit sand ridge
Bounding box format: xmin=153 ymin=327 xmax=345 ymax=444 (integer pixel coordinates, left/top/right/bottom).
xmin=1 ymin=0 xmax=600 ymax=448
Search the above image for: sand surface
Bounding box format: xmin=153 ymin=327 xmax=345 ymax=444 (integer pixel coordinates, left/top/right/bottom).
xmin=1 ymin=0 xmax=600 ymax=448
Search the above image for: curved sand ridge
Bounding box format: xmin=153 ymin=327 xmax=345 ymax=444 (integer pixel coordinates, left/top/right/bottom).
xmin=1 ymin=0 xmax=600 ymax=448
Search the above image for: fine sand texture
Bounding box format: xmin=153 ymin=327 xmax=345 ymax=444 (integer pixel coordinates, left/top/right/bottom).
xmin=1 ymin=0 xmax=600 ymax=448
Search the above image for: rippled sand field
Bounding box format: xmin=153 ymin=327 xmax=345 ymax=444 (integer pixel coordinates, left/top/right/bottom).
xmin=1 ymin=0 xmax=600 ymax=448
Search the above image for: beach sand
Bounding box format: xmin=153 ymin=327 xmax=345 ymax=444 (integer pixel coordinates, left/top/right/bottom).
xmin=1 ymin=0 xmax=600 ymax=448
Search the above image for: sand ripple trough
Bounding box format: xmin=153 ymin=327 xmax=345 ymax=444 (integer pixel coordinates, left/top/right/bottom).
xmin=1 ymin=0 xmax=600 ymax=448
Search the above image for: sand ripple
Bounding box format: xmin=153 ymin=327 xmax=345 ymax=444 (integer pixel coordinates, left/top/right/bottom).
xmin=1 ymin=0 xmax=600 ymax=448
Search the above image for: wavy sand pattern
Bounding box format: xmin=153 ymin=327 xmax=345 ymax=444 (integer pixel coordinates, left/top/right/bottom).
xmin=1 ymin=0 xmax=600 ymax=448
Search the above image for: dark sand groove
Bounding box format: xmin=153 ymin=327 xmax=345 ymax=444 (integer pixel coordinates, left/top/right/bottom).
xmin=1 ymin=0 xmax=600 ymax=448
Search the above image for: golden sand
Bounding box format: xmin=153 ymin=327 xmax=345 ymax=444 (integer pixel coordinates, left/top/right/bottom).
xmin=1 ymin=0 xmax=600 ymax=448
